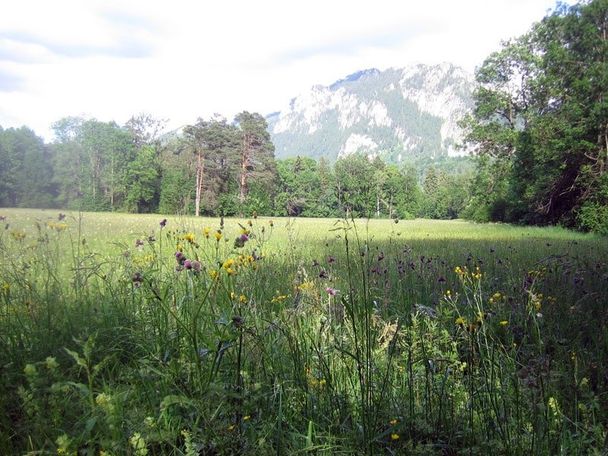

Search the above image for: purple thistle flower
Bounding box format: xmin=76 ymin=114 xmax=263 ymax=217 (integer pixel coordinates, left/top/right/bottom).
xmin=325 ymin=287 xmax=338 ymax=296
xmin=191 ymin=260 xmax=201 ymax=272
xmin=175 ymin=251 xmax=186 ymax=265
xmin=160 ymin=218 xmax=167 ymax=228
xmin=58 ymin=213 xmax=66 ymax=221
xmin=184 ymin=260 xmax=192 ymax=270
xmin=135 ymin=239 xmax=144 ymax=248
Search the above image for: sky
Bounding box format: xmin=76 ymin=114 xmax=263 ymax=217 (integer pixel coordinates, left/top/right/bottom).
xmin=0 ymin=0 xmax=563 ymax=141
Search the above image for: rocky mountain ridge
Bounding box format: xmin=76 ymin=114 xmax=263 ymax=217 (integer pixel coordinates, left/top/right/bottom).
xmin=267 ymin=63 xmax=475 ymax=163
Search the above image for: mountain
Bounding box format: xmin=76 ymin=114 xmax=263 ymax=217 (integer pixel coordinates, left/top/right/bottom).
xmin=267 ymin=63 xmax=475 ymax=163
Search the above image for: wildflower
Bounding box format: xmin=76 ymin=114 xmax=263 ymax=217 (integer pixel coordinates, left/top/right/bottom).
xmin=269 ymin=220 xmax=274 ymax=227
xmin=223 ymin=258 xmax=235 ymax=270
xmin=234 ymin=233 xmax=249 ymax=248
xmin=445 ymin=289 xmax=452 ymax=298
xmin=203 ymin=227 xmax=211 ymax=238
xmin=10 ymin=229 xmax=26 ymax=241
xmin=191 ymin=260 xmax=201 ymax=272
xmin=135 ymin=239 xmax=144 ymax=248
xmin=209 ymin=270 xmax=219 ymax=280
xmin=391 ymin=433 xmax=400 ymax=441
xmin=129 ymin=432 xmax=148 ymax=456
xmin=297 ymin=281 xmax=314 ymax=291
xmin=58 ymin=213 xmax=66 ymax=221
xmin=175 ymin=251 xmax=186 ymax=265
xmin=227 ymin=424 xmax=236 ymax=431
xmin=184 ymin=260 xmax=193 ymax=270
xmin=455 ymin=316 xmax=466 ymax=326
xmin=95 ymin=393 xmax=111 ymax=407
xmin=389 ymin=419 xmax=398 ymax=426
xmin=24 ymin=364 xmax=37 ymax=377
xmin=160 ymin=218 xmax=167 ymax=228
xmin=327 ymin=256 xmax=336 ymax=264
xmin=325 ymin=287 xmax=338 ymax=296
xmin=247 ymin=219 xmax=253 ymax=227
xmin=132 ymin=272 xmax=144 ymax=287
xmin=499 ymin=320 xmax=509 ymax=326
xmin=215 ymin=230 xmax=222 ymax=241
xmin=239 ymin=294 xmax=247 ymax=304
xmin=56 ymin=434 xmax=72 ymax=455
xmin=243 ymin=415 xmax=251 ymax=421
xmin=183 ymin=232 xmax=195 ymax=244
xmin=45 ymin=357 xmax=59 ymax=370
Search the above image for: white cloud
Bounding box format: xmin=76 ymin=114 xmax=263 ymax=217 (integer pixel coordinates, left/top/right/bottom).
xmin=0 ymin=0 xmax=563 ymax=140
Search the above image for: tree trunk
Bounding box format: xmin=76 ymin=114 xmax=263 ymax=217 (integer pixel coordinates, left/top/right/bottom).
xmin=239 ymin=134 xmax=250 ymax=204
xmin=195 ymin=149 xmax=204 ymax=217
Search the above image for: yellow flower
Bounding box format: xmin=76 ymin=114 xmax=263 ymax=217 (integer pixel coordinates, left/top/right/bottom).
xmin=390 ymin=433 xmax=400 ymax=441
xmin=227 ymin=424 xmax=235 ymax=431
xmin=389 ymin=419 xmax=398 ymax=426
xmin=209 ymin=270 xmax=219 ymax=280
xmin=183 ymin=232 xmax=195 ymax=243
xmin=203 ymin=227 xmax=211 ymax=238
xmin=243 ymin=415 xmax=251 ymax=421
xmin=215 ymin=231 xmax=223 ymax=241
xmin=499 ymin=320 xmax=509 ymax=326
xmin=222 ymin=258 xmax=235 ymax=270
xmin=239 ymin=294 xmax=247 ymax=304
xmin=10 ymin=229 xmax=26 ymax=241
xmin=455 ymin=316 xmax=466 ymax=326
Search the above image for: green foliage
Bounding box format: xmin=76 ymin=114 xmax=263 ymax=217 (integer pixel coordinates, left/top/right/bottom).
xmin=0 ymin=126 xmax=55 ymax=208
xmin=463 ymin=0 xmax=608 ymax=233
xmin=3 ymin=110 xmax=475 ymax=220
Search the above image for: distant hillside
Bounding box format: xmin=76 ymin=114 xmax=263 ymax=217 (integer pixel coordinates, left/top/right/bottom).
xmin=267 ymin=63 xmax=475 ymax=163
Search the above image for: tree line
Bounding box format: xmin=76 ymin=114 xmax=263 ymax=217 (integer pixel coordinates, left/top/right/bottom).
xmin=0 ymin=112 xmax=472 ymax=219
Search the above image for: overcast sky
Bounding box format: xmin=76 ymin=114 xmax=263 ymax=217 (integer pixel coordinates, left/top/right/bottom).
xmin=0 ymin=0 xmax=562 ymax=140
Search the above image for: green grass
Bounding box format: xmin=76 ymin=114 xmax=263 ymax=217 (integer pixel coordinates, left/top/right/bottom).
xmin=1 ymin=208 xmax=607 ymax=455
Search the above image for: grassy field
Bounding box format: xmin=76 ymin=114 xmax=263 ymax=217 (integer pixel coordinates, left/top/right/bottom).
xmin=1 ymin=208 xmax=607 ymax=454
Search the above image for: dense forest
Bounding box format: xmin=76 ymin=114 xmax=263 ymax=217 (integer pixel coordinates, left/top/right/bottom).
xmin=0 ymin=0 xmax=606 ymax=233
xmin=0 ymin=113 xmax=472 ymax=220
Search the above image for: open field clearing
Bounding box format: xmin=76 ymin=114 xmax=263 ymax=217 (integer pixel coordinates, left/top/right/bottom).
xmin=1 ymin=208 xmax=607 ymax=454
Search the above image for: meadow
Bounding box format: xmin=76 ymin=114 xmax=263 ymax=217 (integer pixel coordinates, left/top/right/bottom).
xmin=1 ymin=208 xmax=607 ymax=455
